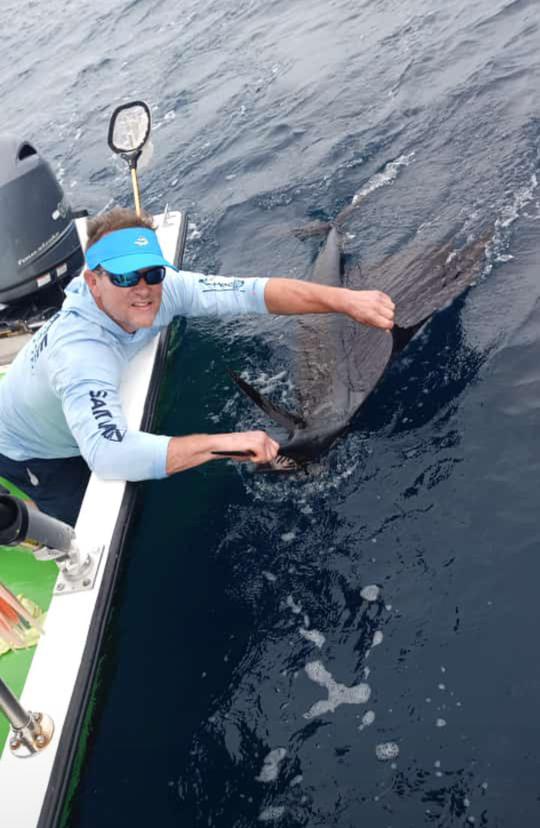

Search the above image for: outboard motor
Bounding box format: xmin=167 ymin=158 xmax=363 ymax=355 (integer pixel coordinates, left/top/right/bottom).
xmin=0 ymin=135 xmax=84 ymax=306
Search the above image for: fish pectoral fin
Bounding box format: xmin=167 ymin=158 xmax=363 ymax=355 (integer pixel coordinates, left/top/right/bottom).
xmin=228 ymin=369 xmax=306 ymax=431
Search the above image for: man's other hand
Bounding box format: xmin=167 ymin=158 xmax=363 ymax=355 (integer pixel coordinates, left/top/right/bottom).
xmin=344 ymin=289 xmax=395 ymax=330
xmin=213 ymin=430 xmax=280 ymax=464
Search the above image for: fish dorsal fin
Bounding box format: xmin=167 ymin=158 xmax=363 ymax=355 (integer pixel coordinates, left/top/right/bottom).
xmin=228 ymin=370 xmax=306 ymax=432
xmin=292 ymin=221 xmax=333 ymax=240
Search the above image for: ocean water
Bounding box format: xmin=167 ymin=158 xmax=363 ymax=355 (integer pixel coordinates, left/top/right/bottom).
xmin=2 ymin=0 xmax=540 ymax=825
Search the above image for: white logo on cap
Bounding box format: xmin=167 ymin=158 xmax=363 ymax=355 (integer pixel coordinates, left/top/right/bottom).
xmin=134 ymin=236 xmax=149 ymax=247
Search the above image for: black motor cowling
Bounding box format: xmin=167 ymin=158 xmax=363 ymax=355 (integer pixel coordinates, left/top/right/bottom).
xmin=0 ymin=135 xmax=84 ymax=305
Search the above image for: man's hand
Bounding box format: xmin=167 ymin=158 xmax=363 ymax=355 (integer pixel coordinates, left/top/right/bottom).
xmin=211 ymin=430 xmax=280 ymax=464
xmin=342 ymin=289 xmax=395 ymax=330
xmin=166 ymin=430 xmax=279 ymax=475
xmin=264 ymin=278 xmax=395 ymax=331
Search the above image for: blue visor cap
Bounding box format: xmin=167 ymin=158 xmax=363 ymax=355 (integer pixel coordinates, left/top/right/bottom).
xmin=86 ymin=227 xmax=178 ymax=274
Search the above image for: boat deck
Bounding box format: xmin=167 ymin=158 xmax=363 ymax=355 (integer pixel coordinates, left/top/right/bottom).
xmin=1 ymin=348 xmax=57 ymax=757
xmin=0 ymin=538 xmax=57 ymax=754
xmin=0 ymin=332 xmax=32 ymax=366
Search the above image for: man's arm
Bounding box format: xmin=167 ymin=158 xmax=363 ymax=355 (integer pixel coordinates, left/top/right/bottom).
xmin=264 ymin=278 xmax=395 ymax=330
xmin=49 ymin=332 xmax=280 ymax=481
xmin=162 ymin=272 xmax=394 ymax=330
xmin=59 ymin=378 xmax=279 ymax=480
xmin=165 ymin=430 xmax=279 ymax=474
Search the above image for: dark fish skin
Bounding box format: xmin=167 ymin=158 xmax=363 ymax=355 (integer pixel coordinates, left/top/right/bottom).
xmin=232 ymin=214 xmax=490 ymax=467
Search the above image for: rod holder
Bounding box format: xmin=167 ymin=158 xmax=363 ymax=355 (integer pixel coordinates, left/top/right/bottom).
xmin=0 ymin=494 xmax=75 ymax=552
xmin=0 ymin=494 xmax=104 ymax=594
xmin=0 ymin=678 xmax=54 ymax=758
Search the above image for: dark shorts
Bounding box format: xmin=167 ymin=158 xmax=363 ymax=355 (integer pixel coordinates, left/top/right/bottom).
xmin=0 ymin=453 xmax=91 ymax=527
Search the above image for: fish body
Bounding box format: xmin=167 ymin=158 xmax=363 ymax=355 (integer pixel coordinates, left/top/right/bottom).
xmin=233 ymin=207 xmax=488 ymax=466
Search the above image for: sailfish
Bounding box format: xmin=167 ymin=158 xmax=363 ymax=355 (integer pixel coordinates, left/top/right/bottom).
xmin=231 ymin=175 xmax=490 ymax=468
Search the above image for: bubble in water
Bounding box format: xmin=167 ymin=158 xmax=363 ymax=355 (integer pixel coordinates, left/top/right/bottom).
xmin=361 ymin=585 xmax=380 ymax=602
xmin=286 ymin=595 xmax=302 ymax=614
xmin=256 ymin=748 xmax=287 ymax=783
xmin=372 ymin=630 xmax=383 ymax=647
xmin=304 ymin=661 xmax=371 ymax=719
xmin=436 ymin=718 xmax=447 ymax=728
xmin=300 ymin=628 xmax=325 ymax=649
xmin=263 ymin=571 xmax=277 ymax=582
xmin=375 ymin=742 xmax=400 ymax=761
xmin=363 ymin=710 xmax=375 ymax=726
xmin=359 ymin=710 xmax=376 ymax=730
xmin=259 ymin=806 xmax=286 ymax=822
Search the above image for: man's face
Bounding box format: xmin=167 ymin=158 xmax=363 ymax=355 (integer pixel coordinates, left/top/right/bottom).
xmin=84 ymin=268 xmax=163 ymax=333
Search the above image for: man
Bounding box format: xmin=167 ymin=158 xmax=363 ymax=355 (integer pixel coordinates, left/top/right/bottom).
xmin=0 ymin=208 xmax=394 ymax=525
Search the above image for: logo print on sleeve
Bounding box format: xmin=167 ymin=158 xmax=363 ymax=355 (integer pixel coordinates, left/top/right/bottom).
xmin=198 ymin=277 xmax=246 ymax=293
xmin=89 ymin=390 xmax=126 ymax=443
xmin=29 ymin=312 xmax=59 ymax=370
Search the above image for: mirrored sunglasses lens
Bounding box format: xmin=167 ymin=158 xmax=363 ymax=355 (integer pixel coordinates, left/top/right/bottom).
xmin=144 ymin=266 xmax=166 ymax=284
xmin=110 ymin=271 xmax=139 ymax=287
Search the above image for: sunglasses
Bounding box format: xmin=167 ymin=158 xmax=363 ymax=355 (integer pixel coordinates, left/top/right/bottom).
xmin=97 ymin=266 xmax=166 ymax=288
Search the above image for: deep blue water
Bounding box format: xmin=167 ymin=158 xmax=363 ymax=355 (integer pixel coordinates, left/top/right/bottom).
xmin=2 ymin=0 xmax=540 ymax=825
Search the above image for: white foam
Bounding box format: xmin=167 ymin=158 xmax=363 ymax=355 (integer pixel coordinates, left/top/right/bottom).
xmin=483 ymin=172 xmax=539 ymax=274
xmin=286 ymin=595 xmax=302 ymax=614
xmin=281 ymin=532 xmax=296 ymax=543
xmin=303 ymin=661 xmax=371 ymax=719
xmin=436 ymin=718 xmax=447 ymax=728
xmin=375 ymin=742 xmax=400 ymax=761
xmin=187 ymin=221 xmax=201 ymax=241
xmin=372 ymin=631 xmax=383 ymax=647
xmin=258 ymin=806 xmax=286 ymax=822
xmin=358 ymin=710 xmax=376 ymax=731
xmin=300 ymin=628 xmax=325 ymax=649
xmin=254 ymin=369 xmax=289 ymax=396
xmin=256 ymin=748 xmax=287 ymax=783
xmin=262 ymin=571 xmax=277 ymax=582
xmin=290 ymin=774 xmax=303 ymax=786
xmin=351 ymin=153 xmax=415 ymax=207
xmin=360 ymin=585 xmax=380 ymax=602
xmin=497 ymin=173 xmax=538 ymax=229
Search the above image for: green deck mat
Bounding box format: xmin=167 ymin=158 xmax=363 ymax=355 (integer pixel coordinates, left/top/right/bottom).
xmin=0 ymin=478 xmax=58 ymax=754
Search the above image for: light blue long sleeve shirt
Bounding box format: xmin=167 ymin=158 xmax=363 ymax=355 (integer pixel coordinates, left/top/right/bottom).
xmin=0 ymin=270 xmax=268 ymax=480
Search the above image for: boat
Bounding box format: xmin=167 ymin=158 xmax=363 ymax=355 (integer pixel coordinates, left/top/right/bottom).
xmin=0 ymin=101 xmax=187 ymax=826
